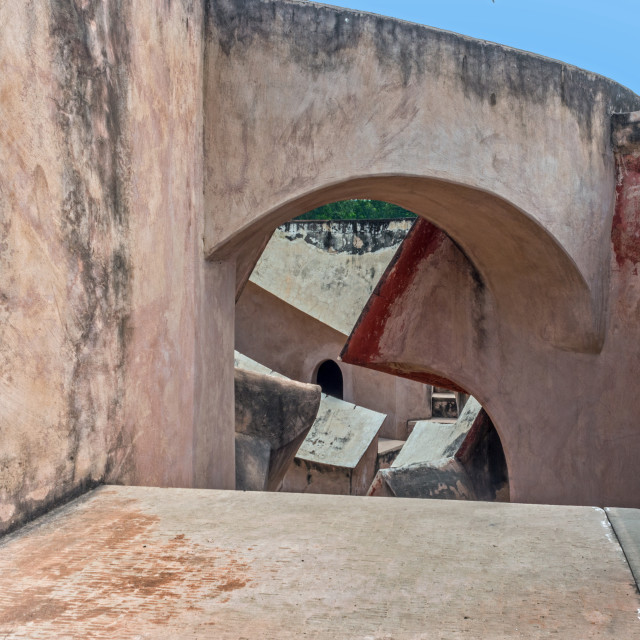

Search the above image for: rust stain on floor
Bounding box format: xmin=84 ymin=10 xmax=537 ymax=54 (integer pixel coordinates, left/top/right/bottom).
xmin=0 ymin=486 xmax=638 ymax=639
xmin=0 ymin=488 xmax=253 ymax=636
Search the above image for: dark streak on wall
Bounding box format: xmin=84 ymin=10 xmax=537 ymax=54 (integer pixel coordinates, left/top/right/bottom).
xmin=279 ymin=219 xmax=413 ymax=255
xmin=207 ymin=0 xmax=362 ymax=75
xmin=612 ymin=114 xmax=640 ymax=269
xmin=0 ymin=0 xmax=135 ymax=536
xmin=52 ymin=0 xmax=133 ymax=479
xmin=207 ymin=0 xmax=640 ymax=144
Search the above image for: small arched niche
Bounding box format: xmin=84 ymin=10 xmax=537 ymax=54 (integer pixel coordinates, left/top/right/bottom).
xmin=316 ymin=360 xmax=344 ymax=400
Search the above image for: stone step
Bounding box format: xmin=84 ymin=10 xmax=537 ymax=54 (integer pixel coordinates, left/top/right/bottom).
xmin=377 ymin=438 xmax=405 ymax=470
xmin=431 ymin=392 xmax=458 ymax=419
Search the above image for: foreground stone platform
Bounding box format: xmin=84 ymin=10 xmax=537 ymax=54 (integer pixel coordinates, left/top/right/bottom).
xmin=0 ymin=486 xmax=638 ymax=639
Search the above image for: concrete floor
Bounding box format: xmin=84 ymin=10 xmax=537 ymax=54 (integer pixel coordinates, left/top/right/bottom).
xmin=0 ymin=486 xmax=638 ymax=639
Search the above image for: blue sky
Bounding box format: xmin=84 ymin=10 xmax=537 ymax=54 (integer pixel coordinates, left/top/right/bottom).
xmin=316 ymin=0 xmax=639 ymax=94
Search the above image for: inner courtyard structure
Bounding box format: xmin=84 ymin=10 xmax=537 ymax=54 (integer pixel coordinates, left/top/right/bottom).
xmin=1 ymin=0 xmax=640 ymax=636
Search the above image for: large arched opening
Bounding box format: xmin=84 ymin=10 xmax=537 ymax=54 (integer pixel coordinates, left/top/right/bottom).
xmin=202 ymin=0 xmax=640 ymax=505
xmin=216 ymin=175 xmax=599 ymax=355
xmin=229 ymin=179 xmax=539 ymax=501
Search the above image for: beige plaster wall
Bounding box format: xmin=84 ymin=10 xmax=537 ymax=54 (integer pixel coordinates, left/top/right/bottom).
xmin=119 ymin=0 xmax=201 ymax=488
xmin=121 ymin=2 xmax=234 ymax=491
xmin=0 ymin=0 xmax=233 ymax=534
xmin=0 ymin=0 xmax=135 ymax=534
xmin=205 ymin=0 xmax=640 ymax=506
xmin=350 ymin=367 xmax=430 ymax=440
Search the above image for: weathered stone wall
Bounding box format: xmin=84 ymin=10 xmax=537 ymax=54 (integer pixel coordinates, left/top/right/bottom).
xmin=121 ymin=0 xmax=234 ymax=492
xmin=0 ymin=1 xmax=134 ymax=533
xmin=250 ymin=219 xmax=413 ymax=335
xmin=0 ymin=1 xmax=234 ymax=535
xmin=280 ymin=219 xmax=412 ymax=252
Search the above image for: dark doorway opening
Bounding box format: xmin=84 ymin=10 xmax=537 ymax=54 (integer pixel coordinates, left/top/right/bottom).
xmin=316 ymin=360 xmax=343 ymax=400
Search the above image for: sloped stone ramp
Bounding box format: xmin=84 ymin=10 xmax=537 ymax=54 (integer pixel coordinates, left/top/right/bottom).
xmin=0 ymin=486 xmax=638 ymax=638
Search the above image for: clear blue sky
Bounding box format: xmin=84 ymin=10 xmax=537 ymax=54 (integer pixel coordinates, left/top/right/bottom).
xmin=315 ymin=0 xmax=639 ymax=95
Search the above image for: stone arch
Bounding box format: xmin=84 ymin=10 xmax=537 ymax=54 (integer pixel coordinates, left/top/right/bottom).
xmin=205 ymin=0 xmax=640 ymax=360
xmin=224 ymin=179 xmax=576 ymax=494
xmin=216 ymin=174 xmax=599 ymax=353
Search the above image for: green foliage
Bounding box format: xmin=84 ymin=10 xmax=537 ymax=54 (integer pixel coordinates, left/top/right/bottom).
xmin=296 ymin=199 xmax=416 ymax=221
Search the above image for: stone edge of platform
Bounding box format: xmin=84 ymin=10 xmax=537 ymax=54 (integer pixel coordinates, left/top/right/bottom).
xmin=606 ymin=507 xmax=640 ymax=593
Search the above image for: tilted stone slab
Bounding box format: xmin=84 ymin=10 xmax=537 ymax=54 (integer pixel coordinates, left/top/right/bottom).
xmin=392 ymin=397 xmax=482 ymax=469
xmin=296 ymin=394 xmax=386 ymax=469
xmin=368 ymin=398 xmax=484 ymax=499
xmin=250 ymin=221 xmax=412 ymax=336
xmin=236 ymin=351 xmax=387 ymax=495
xmin=281 ymin=394 xmax=387 ymax=496
xmin=234 ymin=356 xmax=321 ymax=492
